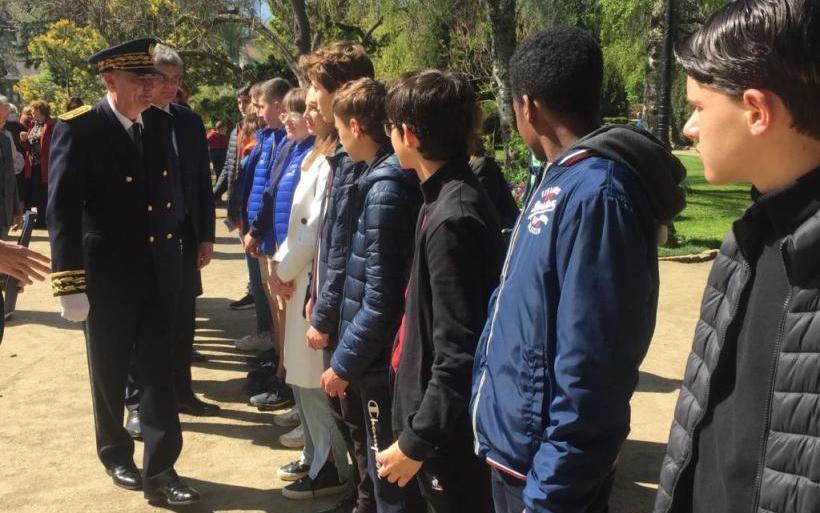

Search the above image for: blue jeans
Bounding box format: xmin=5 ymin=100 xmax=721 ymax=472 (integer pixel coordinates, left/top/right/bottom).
xmin=245 ymin=253 xmax=272 ymax=333
xmin=293 ymin=386 xmax=352 ymax=482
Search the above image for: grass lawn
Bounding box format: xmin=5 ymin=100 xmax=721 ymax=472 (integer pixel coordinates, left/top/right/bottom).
xmin=659 ymin=153 xmax=752 ymax=257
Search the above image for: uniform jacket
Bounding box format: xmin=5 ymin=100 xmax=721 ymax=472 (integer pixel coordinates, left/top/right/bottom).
xmin=47 ymin=99 xmax=181 ymax=301
xmin=470 ymin=126 xmax=686 ymax=513
xmin=655 ymin=172 xmax=820 ymax=513
xmin=331 ymin=148 xmax=421 ymax=384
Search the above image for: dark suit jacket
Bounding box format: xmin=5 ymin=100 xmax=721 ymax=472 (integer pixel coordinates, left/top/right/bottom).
xmin=47 ymin=99 xmax=181 ymax=302
xmin=169 ymin=103 xmax=215 ymax=246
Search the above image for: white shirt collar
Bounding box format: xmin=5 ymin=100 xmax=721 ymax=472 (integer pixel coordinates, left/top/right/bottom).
xmin=106 ymin=93 xmax=144 ymax=132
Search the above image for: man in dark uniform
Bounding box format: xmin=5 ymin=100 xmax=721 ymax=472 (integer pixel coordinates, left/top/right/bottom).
xmin=47 ymin=38 xmax=200 ymax=505
xmin=124 ymin=44 xmax=219 ymax=436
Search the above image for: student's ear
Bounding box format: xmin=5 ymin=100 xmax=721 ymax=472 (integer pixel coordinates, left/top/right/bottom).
xmin=521 ymin=95 xmax=538 ymax=125
xmin=742 ymin=89 xmax=775 ymax=136
xmin=349 ymin=118 xmax=362 ymax=139
xmin=402 ymin=124 xmax=421 ymax=151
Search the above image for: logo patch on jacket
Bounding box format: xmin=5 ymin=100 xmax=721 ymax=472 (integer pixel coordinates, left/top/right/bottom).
xmin=527 ymin=186 xmax=561 ymax=235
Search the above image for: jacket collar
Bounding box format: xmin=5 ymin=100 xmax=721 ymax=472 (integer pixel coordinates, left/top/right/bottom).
xmin=420 ymin=157 xmax=470 ymax=205
xmin=734 ymin=166 xmax=820 ymax=285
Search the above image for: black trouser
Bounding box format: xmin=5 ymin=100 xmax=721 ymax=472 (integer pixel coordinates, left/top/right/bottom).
xmin=84 ymin=265 xmax=182 ymax=478
xmin=340 ymin=381 xmax=425 ymax=513
xmin=415 ymin=432 xmax=493 ymax=513
xmin=126 ymin=221 xmax=198 ymax=410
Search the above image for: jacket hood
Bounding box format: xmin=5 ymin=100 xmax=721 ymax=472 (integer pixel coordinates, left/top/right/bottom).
xmin=360 ymin=146 xmax=419 ymax=190
xmin=571 ymin=125 xmax=687 ymax=225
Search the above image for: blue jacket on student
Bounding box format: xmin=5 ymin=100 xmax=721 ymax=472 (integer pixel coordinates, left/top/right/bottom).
xmin=331 ymin=148 xmax=421 ymax=385
xmin=273 ymin=136 xmax=315 ymax=247
xmin=242 ymin=127 xmax=285 ymax=245
xmin=470 ymin=126 xmax=686 ymax=513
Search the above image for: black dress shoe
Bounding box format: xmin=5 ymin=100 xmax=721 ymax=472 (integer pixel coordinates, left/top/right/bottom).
xmin=125 ymin=409 xmax=142 ymax=440
xmin=144 ymin=470 xmax=200 ymax=506
xmin=106 ymin=464 xmax=142 ymax=491
xmin=190 ymin=348 xmax=207 ymax=363
xmin=177 ymin=395 xmax=221 ymax=416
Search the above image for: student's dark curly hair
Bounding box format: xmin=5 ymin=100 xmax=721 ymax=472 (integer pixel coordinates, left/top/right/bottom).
xmin=676 ymin=0 xmax=819 ymax=139
xmin=509 ymin=27 xmax=603 ymax=124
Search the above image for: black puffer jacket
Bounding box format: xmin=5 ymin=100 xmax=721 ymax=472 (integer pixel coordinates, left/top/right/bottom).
xmin=330 ymin=148 xmax=421 ymax=385
xmin=655 ymin=206 xmax=820 ymax=513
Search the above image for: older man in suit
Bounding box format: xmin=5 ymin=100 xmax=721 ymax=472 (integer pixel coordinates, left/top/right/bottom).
xmin=125 ymin=44 xmax=219 ymax=434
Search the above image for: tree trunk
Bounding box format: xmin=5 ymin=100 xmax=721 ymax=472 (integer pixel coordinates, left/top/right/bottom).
xmin=483 ymin=0 xmax=516 ymax=165
xmin=290 ymin=0 xmax=311 ymax=56
xmin=644 ymin=0 xmax=674 ymax=149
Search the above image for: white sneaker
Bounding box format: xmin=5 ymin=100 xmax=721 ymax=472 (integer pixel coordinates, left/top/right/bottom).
xmin=274 ymin=408 xmax=301 ymax=428
xmin=279 ymin=424 xmax=305 ymax=448
xmin=234 ymin=331 xmax=273 ymax=351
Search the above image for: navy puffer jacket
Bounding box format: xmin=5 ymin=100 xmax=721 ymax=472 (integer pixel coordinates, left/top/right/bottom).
xmin=330 ymin=148 xmax=421 ymax=385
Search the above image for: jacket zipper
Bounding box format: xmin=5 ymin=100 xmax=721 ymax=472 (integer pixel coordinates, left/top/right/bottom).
xmin=471 ymin=163 xmax=553 ymax=455
xmin=750 ymin=240 xmax=792 ymax=512
xmin=662 ymin=260 xmax=752 ymax=512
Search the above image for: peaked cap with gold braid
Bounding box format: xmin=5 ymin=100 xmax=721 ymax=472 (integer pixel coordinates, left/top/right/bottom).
xmin=88 ymin=37 xmax=161 ymax=75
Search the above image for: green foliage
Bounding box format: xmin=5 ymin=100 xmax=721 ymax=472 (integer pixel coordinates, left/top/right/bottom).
xmin=658 ymin=154 xmax=750 ymax=257
xmin=16 ymin=20 xmax=105 ymax=110
xmin=189 ymin=84 xmax=239 ymax=128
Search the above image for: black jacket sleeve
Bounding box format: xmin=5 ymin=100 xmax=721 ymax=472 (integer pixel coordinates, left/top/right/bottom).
xmin=191 ymin=112 xmax=216 ymax=243
xmin=397 ymin=216 xmax=489 ymax=460
xmin=46 ymin=120 xmax=86 ymax=296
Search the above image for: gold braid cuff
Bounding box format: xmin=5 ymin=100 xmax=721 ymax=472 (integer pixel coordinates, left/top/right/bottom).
xmin=51 ymin=270 xmax=87 ymax=297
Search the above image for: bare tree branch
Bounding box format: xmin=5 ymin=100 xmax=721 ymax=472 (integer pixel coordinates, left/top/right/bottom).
xmin=177 ymin=48 xmax=243 ymax=75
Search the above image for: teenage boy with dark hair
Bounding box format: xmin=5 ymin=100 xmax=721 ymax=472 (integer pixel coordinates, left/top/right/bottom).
xmin=470 ymin=27 xmax=686 ymax=513
xmin=319 ymin=77 xmax=424 ymax=513
xmin=654 ymin=2 xmax=820 ymax=512
xmin=376 ymin=69 xmax=503 ymax=513
xmin=299 ymin=41 xmax=377 ymax=513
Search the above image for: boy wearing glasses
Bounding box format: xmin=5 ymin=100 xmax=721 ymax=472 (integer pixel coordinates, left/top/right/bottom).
xmin=320 ymin=77 xmax=424 ymax=513
xmin=375 ymin=69 xmax=503 ymax=513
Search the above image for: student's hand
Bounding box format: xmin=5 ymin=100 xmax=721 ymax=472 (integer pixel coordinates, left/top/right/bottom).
xmin=305 ymin=297 xmax=313 ymax=319
xmin=306 ymin=325 xmax=329 ymax=349
xmin=197 ymin=242 xmax=214 ymax=270
xmin=243 ymin=233 xmax=260 ymax=256
xmin=376 ymin=441 xmax=423 ymax=487
xmin=11 ymin=214 xmax=22 ymax=231
xmin=278 ymin=280 xmax=295 ymax=301
xmin=0 ymin=241 xmax=51 ymax=285
xmin=320 ymin=367 xmax=348 ymax=398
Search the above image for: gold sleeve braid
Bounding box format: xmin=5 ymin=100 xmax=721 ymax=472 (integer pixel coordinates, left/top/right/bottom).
xmin=51 ymin=270 xmax=87 ymax=296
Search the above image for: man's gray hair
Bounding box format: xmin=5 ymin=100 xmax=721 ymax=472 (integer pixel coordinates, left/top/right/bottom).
xmin=9 ymin=104 xmax=18 ymax=114
xmin=0 ymin=95 xmax=9 ymax=107
xmin=153 ymin=43 xmax=184 ymax=68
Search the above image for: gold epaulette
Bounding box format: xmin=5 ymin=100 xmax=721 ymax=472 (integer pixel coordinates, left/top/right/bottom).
xmin=58 ymin=105 xmax=92 ymax=121
xmin=51 ymin=270 xmax=87 ymax=296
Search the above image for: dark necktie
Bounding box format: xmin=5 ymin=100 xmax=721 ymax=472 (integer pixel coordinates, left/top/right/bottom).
xmin=131 ymin=123 xmax=143 ymax=160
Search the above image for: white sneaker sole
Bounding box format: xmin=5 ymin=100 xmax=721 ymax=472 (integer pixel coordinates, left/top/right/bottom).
xmin=277 ymin=469 xmax=309 ymax=482
xmin=282 ymin=482 xmax=348 ymax=500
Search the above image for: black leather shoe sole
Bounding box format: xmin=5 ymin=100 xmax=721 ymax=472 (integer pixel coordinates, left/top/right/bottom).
xmin=144 ymin=489 xmax=200 ymax=506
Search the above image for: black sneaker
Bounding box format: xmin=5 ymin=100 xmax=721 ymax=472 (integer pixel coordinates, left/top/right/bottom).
xmin=229 ymin=293 xmax=255 ymax=310
xmin=250 ymin=386 xmax=294 ymax=411
xmin=282 ymin=462 xmax=347 ymax=500
xmin=277 ymin=459 xmax=310 ymax=481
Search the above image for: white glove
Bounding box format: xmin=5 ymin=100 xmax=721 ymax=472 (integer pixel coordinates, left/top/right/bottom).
xmin=59 ymin=293 xmax=90 ymax=322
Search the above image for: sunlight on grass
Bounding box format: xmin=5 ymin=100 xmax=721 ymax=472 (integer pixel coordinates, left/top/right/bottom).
xmin=659 ymin=154 xmax=751 ymax=257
